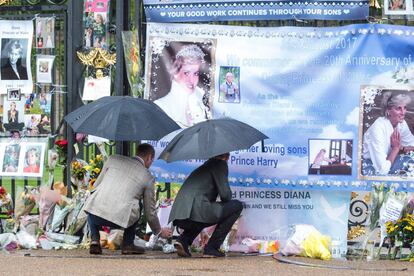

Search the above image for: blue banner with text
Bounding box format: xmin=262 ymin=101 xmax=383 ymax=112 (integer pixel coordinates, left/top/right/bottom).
xmin=143 ymin=0 xmax=369 ymax=22
xmin=145 ymin=23 xmax=414 ymax=191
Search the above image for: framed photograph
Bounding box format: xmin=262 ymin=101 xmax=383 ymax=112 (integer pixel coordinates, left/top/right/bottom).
xmin=3 ymin=98 xmax=24 ymax=125
xmin=0 ymin=143 xmax=21 ymax=175
xmin=0 ymin=38 xmax=29 ymax=81
xmin=358 ymin=86 xmax=414 ymax=180
xmin=7 ymin=88 xmax=21 ymax=101
xmin=18 ymin=142 xmax=46 ymax=177
xmin=308 ymin=139 xmax=353 ymax=176
xmin=218 ymin=66 xmax=241 ymax=104
xmin=146 ymin=39 xmax=216 ymax=128
xmin=35 ymin=17 xmax=55 ymax=49
xmin=384 ymin=0 xmax=412 ymax=15
xmin=36 ymin=55 xmax=55 ymax=84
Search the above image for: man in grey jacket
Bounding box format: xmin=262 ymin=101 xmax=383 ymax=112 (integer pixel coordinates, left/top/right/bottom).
xmin=84 ymin=143 xmax=172 ymax=255
xmin=168 ymin=153 xmax=243 ymax=258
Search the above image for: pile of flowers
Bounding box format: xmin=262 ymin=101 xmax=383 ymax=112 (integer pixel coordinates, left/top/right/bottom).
xmin=85 ymin=154 xmax=104 ymax=189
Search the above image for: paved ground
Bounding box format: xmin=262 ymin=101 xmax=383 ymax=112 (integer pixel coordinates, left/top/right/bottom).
xmin=1 ymin=249 xmax=414 ymax=275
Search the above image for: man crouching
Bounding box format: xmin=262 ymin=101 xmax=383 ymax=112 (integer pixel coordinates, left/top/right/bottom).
xmin=84 ymin=143 xmax=172 ymax=254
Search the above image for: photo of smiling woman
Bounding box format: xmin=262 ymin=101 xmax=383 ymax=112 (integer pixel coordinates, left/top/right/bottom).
xmin=148 ymin=41 xmax=215 ymax=128
xmin=23 ymin=147 xmax=41 ymax=174
xmin=361 ymin=90 xmax=414 ymax=177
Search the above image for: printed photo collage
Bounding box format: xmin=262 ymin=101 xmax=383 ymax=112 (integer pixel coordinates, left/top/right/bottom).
xmin=83 ymin=0 xmax=110 ymax=50
xmin=0 ymin=140 xmax=46 ymax=177
xmin=81 ymin=1 xmax=112 ymax=101
xmin=0 ymin=19 xmax=56 ymax=136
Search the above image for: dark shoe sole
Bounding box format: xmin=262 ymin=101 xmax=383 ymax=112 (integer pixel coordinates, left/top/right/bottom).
xmin=202 ymin=253 xmax=225 ymax=258
xmin=121 ymin=250 xmax=145 ymax=255
xmin=89 ymin=243 xmax=102 ymax=255
xmin=174 ymin=241 xmax=191 ymax=257
xmin=203 ymin=247 xmax=225 ymax=258
xmin=202 ymin=254 xmax=218 ymax=258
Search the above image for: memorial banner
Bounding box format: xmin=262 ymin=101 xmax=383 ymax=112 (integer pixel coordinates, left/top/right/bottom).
xmin=145 ymin=23 xmax=414 ymax=192
xmin=232 ymin=187 xmax=349 ymax=253
xmin=143 ymin=0 xmax=369 ymax=22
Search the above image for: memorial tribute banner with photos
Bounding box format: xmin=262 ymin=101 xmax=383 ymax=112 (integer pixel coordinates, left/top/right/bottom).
xmin=0 ymin=21 xmax=33 ymax=95
xmin=145 ymin=23 xmax=414 ymax=193
xmin=143 ymin=0 xmax=368 ymax=22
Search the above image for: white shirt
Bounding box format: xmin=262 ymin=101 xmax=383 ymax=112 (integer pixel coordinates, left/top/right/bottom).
xmin=363 ymin=116 xmax=414 ymax=175
xmin=154 ymin=80 xmax=210 ymax=128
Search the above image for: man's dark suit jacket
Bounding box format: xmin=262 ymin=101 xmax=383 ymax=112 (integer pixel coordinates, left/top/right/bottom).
xmin=168 ymin=158 xmax=232 ymax=224
xmin=1 ymin=61 xmax=28 ymax=80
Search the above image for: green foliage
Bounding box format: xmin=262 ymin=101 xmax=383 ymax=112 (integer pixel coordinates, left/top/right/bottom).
xmin=29 ymin=99 xmax=43 ymax=114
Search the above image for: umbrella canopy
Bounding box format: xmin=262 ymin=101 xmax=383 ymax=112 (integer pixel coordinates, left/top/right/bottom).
xmin=64 ymin=96 xmax=181 ymax=141
xmin=159 ymin=118 xmax=269 ymax=162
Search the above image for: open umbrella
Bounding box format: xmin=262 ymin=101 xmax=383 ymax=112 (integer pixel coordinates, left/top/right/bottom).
xmin=159 ymin=118 xmax=269 ymax=162
xmin=64 ymin=96 xmax=180 ymax=141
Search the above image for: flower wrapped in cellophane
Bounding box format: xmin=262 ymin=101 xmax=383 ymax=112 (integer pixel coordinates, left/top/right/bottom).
xmin=14 ymin=186 xmax=39 ymax=221
xmin=86 ymin=154 xmax=104 ymax=190
xmin=70 ymin=159 xmax=90 ymax=191
xmin=0 ymin=186 xmax=13 ymax=217
xmin=65 ymin=189 xmax=90 ymax=236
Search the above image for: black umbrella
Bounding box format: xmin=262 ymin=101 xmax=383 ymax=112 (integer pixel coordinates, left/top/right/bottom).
xmin=64 ymin=96 xmax=180 ymax=141
xmin=159 ymin=118 xmax=269 ymax=162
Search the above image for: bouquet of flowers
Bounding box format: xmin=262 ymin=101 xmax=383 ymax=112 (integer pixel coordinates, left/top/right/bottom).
xmin=122 ymin=31 xmax=145 ymax=98
xmin=70 ymin=159 xmax=90 ymax=190
xmin=71 ymin=160 xmax=87 ymax=181
xmin=54 ymin=139 xmax=68 ymax=167
xmin=385 ymin=214 xmax=414 ymax=259
xmin=15 ymin=186 xmax=38 ymax=220
xmin=0 ymin=186 xmax=13 ymax=216
xmin=86 ymin=154 xmax=104 ymax=189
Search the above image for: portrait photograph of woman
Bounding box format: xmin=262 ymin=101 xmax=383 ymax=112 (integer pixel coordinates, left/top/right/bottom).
xmin=18 ymin=142 xmax=45 ymax=177
xmin=146 ymin=40 xmax=216 ymax=128
xmin=1 ymin=144 xmax=20 ymax=174
xmin=359 ymin=86 xmax=414 ymax=179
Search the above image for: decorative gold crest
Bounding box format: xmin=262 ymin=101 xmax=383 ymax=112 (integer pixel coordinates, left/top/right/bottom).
xmin=0 ymin=0 xmax=13 ymax=6
xmin=76 ymin=48 xmax=116 ymax=68
xmin=76 ymin=48 xmax=116 ymax=79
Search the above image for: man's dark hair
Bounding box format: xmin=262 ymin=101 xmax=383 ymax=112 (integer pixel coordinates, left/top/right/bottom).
xmin=136 ymin=143 xmax=155 ymax=158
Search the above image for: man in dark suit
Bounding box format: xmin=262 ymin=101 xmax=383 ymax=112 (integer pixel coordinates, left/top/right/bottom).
xmin=1 ymin=40 xmax=28 ymax=80
xmin=169 ymin=153 xmax=243 ymax=258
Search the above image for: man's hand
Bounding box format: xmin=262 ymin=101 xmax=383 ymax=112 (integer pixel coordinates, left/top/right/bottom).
xmin=159 ymin=227 xmax=173 ymax=239
xmin=200 ymin=230 xmax=210 ymax=247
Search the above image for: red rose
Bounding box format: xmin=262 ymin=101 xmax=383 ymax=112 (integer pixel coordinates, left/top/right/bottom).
xmin=55 ymin=139 xmax=68 ymax=148
xmin=0 ymin=186 xmax=6 ymax=195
